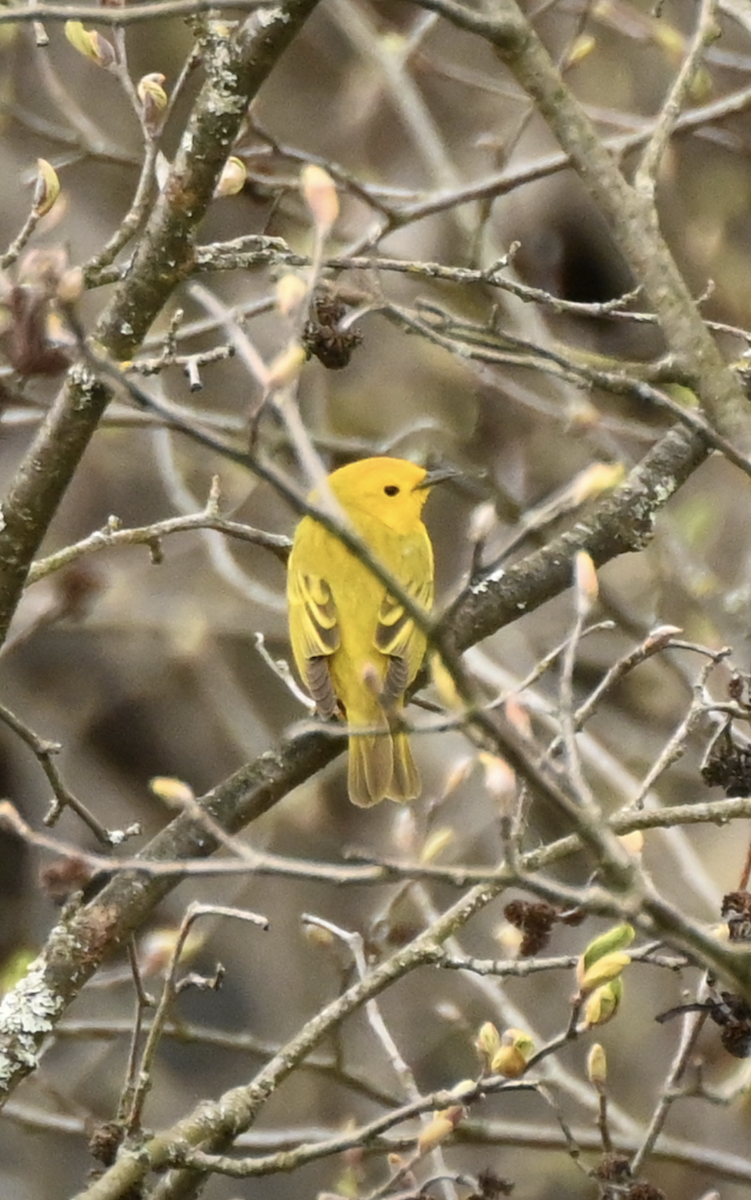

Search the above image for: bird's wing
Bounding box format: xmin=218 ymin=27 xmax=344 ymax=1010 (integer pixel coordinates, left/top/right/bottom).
xmin=288 ymin=571 xmax=340 ymax=718
xmin=375 ymin=573 xmax=433 ymax=707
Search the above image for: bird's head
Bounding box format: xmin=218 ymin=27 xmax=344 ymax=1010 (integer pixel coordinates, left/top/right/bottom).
xmin=321 ymin=456 xmax=453 ymax=532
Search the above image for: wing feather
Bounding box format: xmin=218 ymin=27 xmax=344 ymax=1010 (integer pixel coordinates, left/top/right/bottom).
xmin=288 ymin=570 xmax=342 ymax=716
xmin=289 ymin=571 xmax=341 ymax=659
xmin=306 ymin=655 xmax=339 ymax=719
xmin=375 ymin=571 xmax=432 ymax=707
xmin=374 ymin=574 xmax=433 ymax=660
xmin=382 ymin=653 xmax=409 ymax=708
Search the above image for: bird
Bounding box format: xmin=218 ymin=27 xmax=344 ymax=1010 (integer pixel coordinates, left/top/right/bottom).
xmin=287 ymin=456 xmax=448 ymax=806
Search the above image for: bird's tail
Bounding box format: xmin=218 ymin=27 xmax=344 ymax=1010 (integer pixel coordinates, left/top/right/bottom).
xmin=389 ymin=732 xmax=421 ymax=802
xmin=348 ymin=726 xmax=421 ymax=806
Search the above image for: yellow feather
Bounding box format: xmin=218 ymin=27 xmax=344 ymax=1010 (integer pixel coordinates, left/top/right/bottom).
xmin=287 ymin=456 xmax=438 ymax=806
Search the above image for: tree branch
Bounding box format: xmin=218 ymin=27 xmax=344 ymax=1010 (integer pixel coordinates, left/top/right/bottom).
xmin=0 ymin=420 xmax=713 ymax=1111
xmin=0 ymin=0 xmax=321 ymax=646
xmin=412 ymin=0 xmax=751 ymax=453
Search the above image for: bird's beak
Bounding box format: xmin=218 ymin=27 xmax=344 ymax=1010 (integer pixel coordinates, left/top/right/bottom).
xmin=417 ymin=463 xmax=460 ymax=490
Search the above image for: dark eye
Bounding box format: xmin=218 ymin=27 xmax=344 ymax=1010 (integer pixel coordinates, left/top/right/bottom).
xmin=384 ymin=485 xmax=400 ymax=497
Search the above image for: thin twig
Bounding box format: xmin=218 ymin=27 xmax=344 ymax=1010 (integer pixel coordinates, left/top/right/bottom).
xmin=5 ymin=792 xmax=751 ymax=887
xmin=630 ymin=651 xmax=731 ymax=809
xmin=0 ymin=701 xmax=115 ymax=846
xmin=630 ymin=1009 xmax=710 ymax=1176
xmin=635 ymin=0 xmax=720 ymax=195
xmin=26 ymin=479 xmax=290 ymax=585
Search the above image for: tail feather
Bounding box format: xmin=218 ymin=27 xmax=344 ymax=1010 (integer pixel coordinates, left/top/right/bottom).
xmin=387 ymin=732 xmax=421 ymax=802
xmin=348 ymin=731 xmax=393 ymax=807
xmin=347 ymin=728 xmax=420 ymax=806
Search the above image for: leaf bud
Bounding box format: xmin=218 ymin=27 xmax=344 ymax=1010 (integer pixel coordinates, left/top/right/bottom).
xmin=214 ymin=156 xmax=247 ymax=198
xmin=420 ymin=826 xmax=454 ymax=864
xmin=583 ymin=978 xmax=623 ymax=1028
xmin=137 ymin=73 xmax=168 ymax=129
xmin=491 ymin=1028 xmax=535 ymax=1078
xmin=618 ymin=830 xmax=644 ymax=857
xmin=505 ymin=696 xmax=532 ymax=736
xmin=275 ymin=273 xmax=308 ymax=317
xmin=586 ymin=1042 xmax=607 ymax=1089
xmin=417 ymin=1113 xmax=454 ymax=1155
xmin=578 ymin=924 xmax=635 ymax=979
xmin=478 ymin=751 xmax=516 ymax=806
xmin=571 ymin=461 xmax=626 ymax=504
xmin=491 ymin=1044 xmax=527 ymax=1079
xmin=574 ymin=550 xmax=598 ymax=614
xmin=302 ymin=923 xmax=335 ymax=950
xmin=494 ymin=921 xmax=524 ymax=957
xmin=475 ymin=1021 xmax=501 ymax=1069
xmin=266 ymin=341 xmax=306 ymax=389
xmin=150 ymin=776 xmax=195 ymax=807
xmin=468 ymin=500 xmax=496 ymax=545
xmin=301 ymin=164 xmax=339 ymax=234
xmin=441 ymin=755 xmax=474 ymax=797
xmin=578 ymin=950 xmax=631 ymax=994
xmin=64 ymin=21 xmax=116 ymax=68
xmin=33 ymin=159 xmax=60 ymax=217
xmin=564 ymin=34 xmax=596 ymax=68
xmin=139 ymin=926 xmax=206 ymax=976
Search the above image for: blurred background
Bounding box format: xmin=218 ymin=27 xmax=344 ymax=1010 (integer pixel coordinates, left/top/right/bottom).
xmin=2 ymin=1 xmax=751 ymax=1196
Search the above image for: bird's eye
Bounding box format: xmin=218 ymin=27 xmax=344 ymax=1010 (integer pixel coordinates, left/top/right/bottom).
xmin=383 ymin=484 xmax=400 ymax=497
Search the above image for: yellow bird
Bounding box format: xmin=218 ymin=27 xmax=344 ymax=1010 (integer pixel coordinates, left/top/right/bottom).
xmin=287 ymin=456 xmax=447 ymax=806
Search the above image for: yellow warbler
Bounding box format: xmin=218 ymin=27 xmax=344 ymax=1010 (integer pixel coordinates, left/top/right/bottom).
xmin=288 ymin=456 xmax=447 ymax=806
